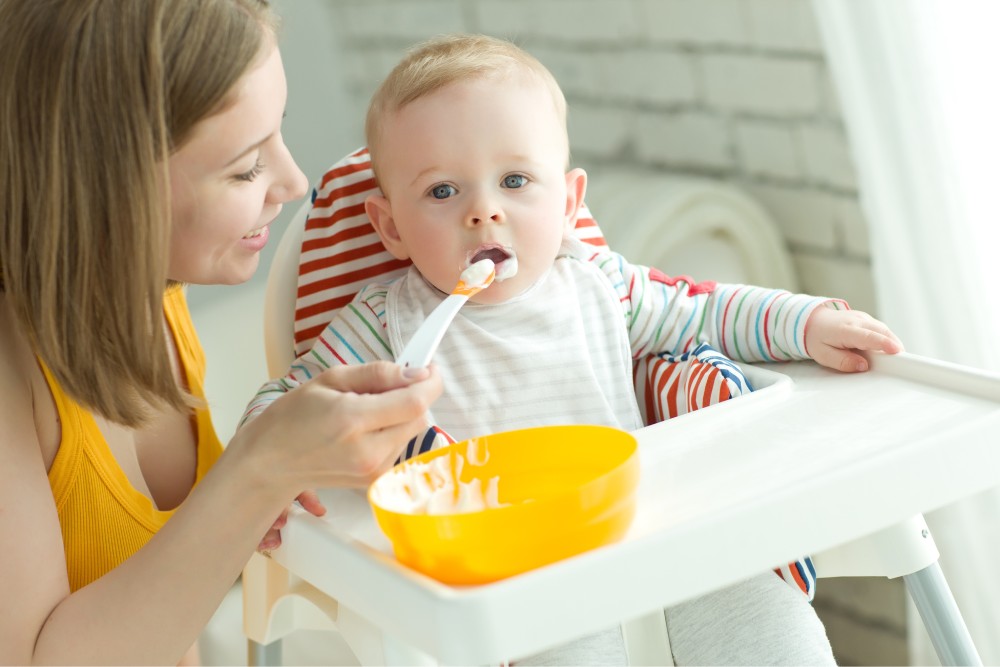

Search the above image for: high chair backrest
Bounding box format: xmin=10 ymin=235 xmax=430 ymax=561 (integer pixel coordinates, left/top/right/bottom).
xmin=264 ymin=196 xmax=310 ymax=377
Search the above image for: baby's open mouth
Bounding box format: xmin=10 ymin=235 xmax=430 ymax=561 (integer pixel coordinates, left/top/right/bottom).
xmin=469 ymin=245 xmax=518 ymax=282
xmin=471 ymin=247 xmax=511 ymax=265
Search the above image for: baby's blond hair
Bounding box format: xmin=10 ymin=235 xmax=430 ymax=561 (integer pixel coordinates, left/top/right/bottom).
xmin=365 ymin=34 xmax=568 ymax=185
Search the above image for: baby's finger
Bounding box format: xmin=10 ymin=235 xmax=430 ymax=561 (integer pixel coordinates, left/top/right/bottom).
xmin=858 ymin=316 xmax=904 ymax=351
xmin=269 ymin=508 xmax=289 ymax=531
xmin=813 ymin=345 xmax=869 ymax=373
xmin=842 ymin=326 xmax=903 ymax=354
xmin=258 ymin=528 xmax=282 ymax=551
xmin=878 ymin=327 xmax=905 ymax=353
xmin=295 ymin=490 xmax=327 ymax=517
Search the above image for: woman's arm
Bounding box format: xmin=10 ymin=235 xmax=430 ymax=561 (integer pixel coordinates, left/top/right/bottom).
xmin=0 ymin=360 xmax=76 ymax=663
xmin=1 ymin=353 xmax=440 ymax=664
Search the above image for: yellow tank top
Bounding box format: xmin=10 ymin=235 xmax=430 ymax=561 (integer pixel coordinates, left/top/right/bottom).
xmin=43 ymin=287 xmax=224 ymax=591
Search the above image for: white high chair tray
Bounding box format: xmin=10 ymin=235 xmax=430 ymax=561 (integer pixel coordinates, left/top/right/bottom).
xmin=264 ymin=352 xmax=1000 ymax=664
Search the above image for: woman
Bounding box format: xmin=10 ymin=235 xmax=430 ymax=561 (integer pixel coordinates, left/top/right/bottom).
xmin=0 ymin=1 xmax=441 ymax=663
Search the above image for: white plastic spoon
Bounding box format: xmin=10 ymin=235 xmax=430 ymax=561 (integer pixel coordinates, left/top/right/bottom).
xmin=396 ymin=259 xmax=496 ymax=368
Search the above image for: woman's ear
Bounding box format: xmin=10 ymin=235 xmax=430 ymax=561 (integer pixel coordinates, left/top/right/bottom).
xmin=564 ymin=168 xmax=588 ymax=232
xmin=366 ymin=194 xmax=410 ymax=260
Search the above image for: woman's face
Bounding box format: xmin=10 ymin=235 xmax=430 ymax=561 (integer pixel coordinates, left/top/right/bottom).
xmin=167 ymin=44 xmax=308 ymax=285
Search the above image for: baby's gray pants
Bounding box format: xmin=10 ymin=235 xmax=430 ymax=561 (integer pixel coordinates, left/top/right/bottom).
xmin=515 ymin=571 xmax=836 ymax=666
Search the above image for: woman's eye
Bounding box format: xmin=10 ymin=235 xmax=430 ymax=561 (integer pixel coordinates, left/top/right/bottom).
xmin=235 ymin=158 xmax=265 ymax=183
xmin=431 ymin=184 xmax=457 ymax=200
xmin=502 ymin=174 xmax=527 ymax=189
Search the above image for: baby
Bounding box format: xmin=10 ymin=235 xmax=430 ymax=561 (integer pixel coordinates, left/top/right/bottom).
xmin=244 ymin=34 xmax=903 ymax=664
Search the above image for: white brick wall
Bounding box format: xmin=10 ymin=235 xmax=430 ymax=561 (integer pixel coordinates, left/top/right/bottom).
xmin=642 ymin=0 xmax=749 ymax=47
xmin=702 ymin=54 xmax=822 ymax=115
xmin=567 ymin=105 xmax=633 ymax=157
xmin=608 ymin=51 xmax=698 ymax=104
xmin=338 ymin=0 xmax=466 ymax=39
xmin=328 ymin=0 xmax=878 ymax=318
xmin=735 ymin=120 xmax=801 ymax=180
xmin=478 ymin=0 xmax=642 ymax=42
xmin=747 ymin=0 xmax=825 ymax=53
xmin=798 ymin=124 xmax=859 ymax=190
xmin=746 ymin=184 xmax=840 ymax=251
xmin=633 ymin=111 xmax=733 ymax=170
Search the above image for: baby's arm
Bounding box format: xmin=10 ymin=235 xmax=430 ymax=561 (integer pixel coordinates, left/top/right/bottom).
xmin=240 ymin=285 xmax=395 ymax=428
xmin=604 ymin=249 xmax=819 ymax=361
xmin=608 ymin=252 xmax=901 ymax=369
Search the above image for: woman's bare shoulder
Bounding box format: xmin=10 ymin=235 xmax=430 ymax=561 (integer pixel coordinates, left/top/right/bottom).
xmin=0 ymin=294 xmax=61 ymax=461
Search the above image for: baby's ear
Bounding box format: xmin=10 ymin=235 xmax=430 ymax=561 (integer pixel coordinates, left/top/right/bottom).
xmin=366 ymin=194 xmax=409 ymax=260
xmin=564 ymin=168 xmax=588 ymax=232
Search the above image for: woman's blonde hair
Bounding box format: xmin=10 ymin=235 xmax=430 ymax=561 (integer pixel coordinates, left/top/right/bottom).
xmin=365 ymin=34 xmax=569 ymax=185
xmin=0 ymin=0 xmax=277 ymax=426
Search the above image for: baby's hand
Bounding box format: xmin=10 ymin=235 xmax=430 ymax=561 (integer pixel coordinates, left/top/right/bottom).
xmin=805 ymin=306 xmax=904 ymax=372
xmin=257 ymin=490 xmax=326 ymax=552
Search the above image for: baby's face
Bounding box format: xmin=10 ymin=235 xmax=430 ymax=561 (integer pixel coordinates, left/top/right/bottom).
xmin=372 ymin=75 xmax=578 ymax=304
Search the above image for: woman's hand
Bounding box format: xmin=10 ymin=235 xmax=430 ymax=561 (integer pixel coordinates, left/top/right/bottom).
xmin=234 ymin=361 xmax=442 ymax=512
xmin=804 ymin=306 xmax=904 ymax=372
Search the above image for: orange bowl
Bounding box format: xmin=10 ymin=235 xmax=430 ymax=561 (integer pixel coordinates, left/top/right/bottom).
xmin=368 ymin=424 xmax=639 ymax=585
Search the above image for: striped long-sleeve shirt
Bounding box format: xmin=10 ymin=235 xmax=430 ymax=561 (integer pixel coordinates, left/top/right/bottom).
xmin=243 ymin=237 xmax=840 ymax=439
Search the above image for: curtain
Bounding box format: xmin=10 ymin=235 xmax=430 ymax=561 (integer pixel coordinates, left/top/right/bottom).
xmin=811 ymin=0 xmax=1000 ymax=663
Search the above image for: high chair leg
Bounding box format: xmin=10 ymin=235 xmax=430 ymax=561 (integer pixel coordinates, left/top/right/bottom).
xmin=620 ymin=610 xmax=673 ymax=666
xmin=243 ymin=552 xmax=345 ymax=665
xmin=812 ymin=515 xmax=982 ymax=666
xmin=905 ymin=563 xmax=982 ymax=666
xmin=248 ymin=638 xmax=282 ymax=667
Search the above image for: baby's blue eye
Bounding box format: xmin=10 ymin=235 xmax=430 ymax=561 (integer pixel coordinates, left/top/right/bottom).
xmin=502 ymin=174 xmax=527 ymax=189
xmin=431 ymin=184 xmax=457 ymax=200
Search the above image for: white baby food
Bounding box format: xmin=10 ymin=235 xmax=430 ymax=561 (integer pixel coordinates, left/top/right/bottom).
xmin=373 ymin=440 xmax=504 ymax=515
xmin=494 ymin=253 xmax=518 ymax=282
xmin=460 ymin=258 xmax=495 ymax=287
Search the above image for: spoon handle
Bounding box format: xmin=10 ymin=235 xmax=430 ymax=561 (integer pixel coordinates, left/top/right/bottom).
xmin=396 ymin=293 xmax=469 ymax=368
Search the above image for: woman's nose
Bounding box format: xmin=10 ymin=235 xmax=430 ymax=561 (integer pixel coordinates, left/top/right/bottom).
xmin=269 ymin=141 xmax=309 ymax=204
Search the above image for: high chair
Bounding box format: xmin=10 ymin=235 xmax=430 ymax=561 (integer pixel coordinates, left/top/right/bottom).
xmin=244 ymin=149 xmax=983 ymax=666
